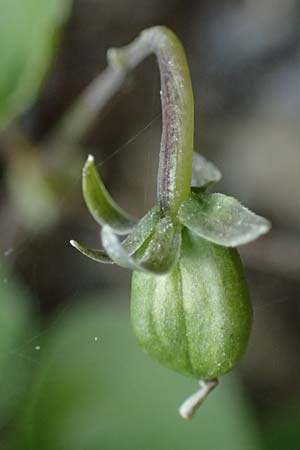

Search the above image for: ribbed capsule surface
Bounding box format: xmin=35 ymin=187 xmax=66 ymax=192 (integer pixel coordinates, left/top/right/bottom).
xmin=131 ymin=228 xmax=252 ymax=379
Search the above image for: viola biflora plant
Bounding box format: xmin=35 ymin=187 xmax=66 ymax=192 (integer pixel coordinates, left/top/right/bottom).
xmin=70 ymin=26 xmax=271 ymax=419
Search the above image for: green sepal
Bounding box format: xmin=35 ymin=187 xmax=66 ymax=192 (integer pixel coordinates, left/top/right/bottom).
xmin=70 ymin=206 xmax=161 ymax=264
xmin=122 ymin=206 xmax=161 ymax=254
xmin=191 ymin=152 xmax=222 ymax=190
xmin=101 ymin=217 xmax=181 ymax=274
xmin=178 ymin=192 xmax=271 ymax=247
xmin=138 ymin=217 xmax=181 ymax=273
xmin=83 ymin=155 xmax=136 ymax=234
xmin=70 ymin=240 xmax=113 ymax=264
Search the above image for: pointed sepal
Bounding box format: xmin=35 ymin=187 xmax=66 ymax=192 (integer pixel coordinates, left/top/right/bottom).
xmin=83 ymin=155 xmax=136 ymax=234
xmin=122 ymin=206 xmax=161 ymax=255
xmin=70 ymin=206 xmax=161 ymax=264
xmin=70 ymin=240 xmax=113 ymax=263
xmin=138 ymin=217 xmax=181 ymax=273
xmin=191 ymin=152 xmax=222 ymax=191
xmin=178 ymin=192 xmax=271 ymax=247
xmin=101 ymin=217 xmax=181 ymax=274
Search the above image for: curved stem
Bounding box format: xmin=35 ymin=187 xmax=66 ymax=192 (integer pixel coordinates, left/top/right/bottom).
xmin=179 ymin=378 xmax=218 ymax=419
xmin=116 ymin=27 xmax=194 ymax=216
xmin=48 ymin=26 xmax=194 ymax=216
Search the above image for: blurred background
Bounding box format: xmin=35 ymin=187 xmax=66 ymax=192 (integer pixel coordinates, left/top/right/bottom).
xmin=0 ymin=0 xmax=300 ymax=448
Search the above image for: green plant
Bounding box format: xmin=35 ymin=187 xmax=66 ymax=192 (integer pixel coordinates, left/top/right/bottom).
xmin=0 ymin=0 xmax=71 ymax=129
xmin=71 ymin=26 xmax=270 ymax=418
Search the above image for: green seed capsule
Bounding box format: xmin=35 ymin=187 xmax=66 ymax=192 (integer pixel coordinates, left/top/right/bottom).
xmin=131 ymin=228 xmax=252 ymax=380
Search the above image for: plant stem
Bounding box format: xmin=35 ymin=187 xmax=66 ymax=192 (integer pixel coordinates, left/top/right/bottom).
xmin=46 ymin=41 xmax=150 ymax=149
xmin=179 ymin=379 xmax=218 ymax=419
xmin=138 ymin=27 xmax=194 ymax=216
xmin=48 ymin=26 xmax=194 ymax=216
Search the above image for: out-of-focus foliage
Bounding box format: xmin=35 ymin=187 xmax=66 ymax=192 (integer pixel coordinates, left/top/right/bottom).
xmin=0 ymin=0 xmax=71 ymax=129
xmin=0 ymin=261 xmax=34 ymax=427
xmin=6 ymin=146 xmax=83 ymax=231
xmin=263 ymin=405 xmax=300 ymax=450
xmin=7 ymin=149 xmax=60 ymax=230
xmin=18 ymin=294 xmax=263 ymax=450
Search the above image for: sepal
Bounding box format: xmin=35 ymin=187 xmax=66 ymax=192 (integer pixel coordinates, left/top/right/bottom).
xmin=70 ymin=240 xmax=113 ymax=263
xmin=83 ymin=155 xmax=136 ymax=234
xmin=178 ymin=192 xmax=271 ymax=247
xmin=122 ymin=206 xmax=161 ymax=255
xmin=101 ymin=217 xmax=181 ymax=274
xmin=191 ymin=152 xmax=222 ymax=191
xmin=70 ymin=206 xmax=161 ymax=264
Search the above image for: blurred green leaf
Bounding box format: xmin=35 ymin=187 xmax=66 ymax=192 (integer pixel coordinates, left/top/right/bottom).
xmin=262 ymin=404 xmax=300 ymax=450
xmin=0 ymin=0 xmax=71 ymax=128
xmin=20 ymin=293 xmax=263 ymax=450
xmin=0 ymin=261 xmax=35 ymax=427
xmin=7 ymin=150 xmax=60 ymax=231
xmin=6 ymin=148 xmax=83 ymax=231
